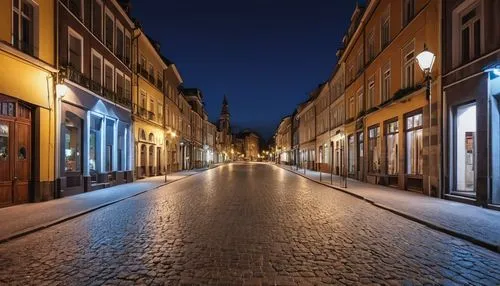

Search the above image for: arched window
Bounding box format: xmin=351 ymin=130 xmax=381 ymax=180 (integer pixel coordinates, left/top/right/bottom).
xmin=140 ymin=129 xmax=146 ymax=140
xmin=149 ymin=133 xmax=155 ymax=142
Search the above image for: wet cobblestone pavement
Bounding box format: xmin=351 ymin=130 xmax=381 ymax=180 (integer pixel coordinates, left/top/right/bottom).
xmin=0 ymin=163 xmax=499 ymax=285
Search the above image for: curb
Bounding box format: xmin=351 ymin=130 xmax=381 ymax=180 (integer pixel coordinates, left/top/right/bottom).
xmin=0 ymin=165 xmax=223 ymax=244
xmin=275 ymin=164 xmax=500 ymax=253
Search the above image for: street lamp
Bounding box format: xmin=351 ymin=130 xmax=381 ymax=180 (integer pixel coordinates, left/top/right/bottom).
xmin=416 ymin=46 xmax=435 ymax=195
xmin=56 ymin=83 xmax=68 ymax=98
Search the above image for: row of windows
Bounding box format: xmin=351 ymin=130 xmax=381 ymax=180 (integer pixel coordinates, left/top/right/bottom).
xmin=62 ymin=0 xmax=132 ymax=67
xmin=68 ymin=29 xmax=131 ymax=99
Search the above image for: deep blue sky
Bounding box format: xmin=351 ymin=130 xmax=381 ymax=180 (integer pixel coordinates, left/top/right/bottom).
xmin=130 ymin=0 xmax=359 ymax=139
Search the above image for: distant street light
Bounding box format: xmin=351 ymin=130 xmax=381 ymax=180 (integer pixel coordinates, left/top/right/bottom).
xmin=416 ymin=46 xmax=435 ymax=195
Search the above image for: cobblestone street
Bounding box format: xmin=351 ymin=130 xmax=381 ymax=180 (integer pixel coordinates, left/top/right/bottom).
xmin=0 ymin=163 xmax=499 ymax=285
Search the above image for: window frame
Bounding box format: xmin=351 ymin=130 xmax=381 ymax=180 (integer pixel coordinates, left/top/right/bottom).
xmin=91 ymin=0 xmax=103 ymax=40
xmin=402 ymin=0 xmax=415 ymax=27
xmin=104 ymin=7 xmax=114 ymax=52
xmin=452 ymin=0 xmax=484 ymax=67
xmin=12 ymin=0 xmax=39 ymax=57
xmin=367 ymin=76 xmax=375 ymax=108
xmin=402 ymin=40 xmax=415 ymax=89
xmin=90 ymin=48 xmax=103 ymax=85
xmin=67 ymin=27 xmax=84 ymax=73
xmin=404 ymin=109 xmax=424 ymax=176
xmin=381 ymin=64 xmax=391 ymax=103
xmin=115 ymin=20 xmax=124 ymax=58
xmin=103 ymin=60 xmax=114 ymax=92
xmin=115 ymin=68 xmax=124 ymax=97
xmin=385 ymin=118 xmax=400 ymax=175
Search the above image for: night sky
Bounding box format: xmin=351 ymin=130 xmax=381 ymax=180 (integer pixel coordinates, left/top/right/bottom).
xmin=130 ymin=0 xmax=360 ymax=140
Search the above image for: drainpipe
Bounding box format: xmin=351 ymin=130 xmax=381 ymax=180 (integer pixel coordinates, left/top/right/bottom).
xmin=54 ymin=0 xmax=60 ymax=198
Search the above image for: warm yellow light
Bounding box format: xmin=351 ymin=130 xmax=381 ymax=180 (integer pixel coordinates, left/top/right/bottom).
xmin=56 ymin=83 xmax=68 ymax=98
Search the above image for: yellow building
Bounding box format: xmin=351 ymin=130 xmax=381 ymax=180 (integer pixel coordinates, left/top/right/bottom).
xmin=339 ymin=0 xmax=442 ymax=195
xmin=132 ymin=31 xmax=170 ymax=178
xmin=0 ymin=0 xmax=57 ymax=206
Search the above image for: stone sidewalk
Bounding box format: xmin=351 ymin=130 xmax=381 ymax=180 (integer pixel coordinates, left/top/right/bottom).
xmin=276 ymin=164 xmax=500 ymax=252
xmin=0 ymin=166 xmax=219 ymax=243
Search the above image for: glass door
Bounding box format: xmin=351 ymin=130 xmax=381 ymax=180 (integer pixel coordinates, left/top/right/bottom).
xmin=454 ymin=102 xmax=476 ymax=195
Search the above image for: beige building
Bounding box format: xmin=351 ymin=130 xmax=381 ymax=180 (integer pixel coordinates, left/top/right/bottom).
xmin=337 ymin=0 xmax=442 ymax=195
xmin=297 ymin=88 xmax=319 ymax=170
xmin=132 ymin=32 xmax=170 ymax=178
xmin=275 ymin=116 xmax=292 ymax=164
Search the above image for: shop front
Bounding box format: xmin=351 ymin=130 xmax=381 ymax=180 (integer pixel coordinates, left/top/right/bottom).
xmin=444 ymin=68 xmax=500 ymax=208
xmin=58 ymin=84 xmax=133 ymax=196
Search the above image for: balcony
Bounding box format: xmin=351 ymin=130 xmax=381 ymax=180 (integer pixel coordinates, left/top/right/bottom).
xmin=156 ymin=79 xmax=163 ymax=91
xmin=133 ymin=104 xmax=148 ymax=119
xmin=148 ymin=74 xmax=155 ymax=85
xmin=136 ymin=64 xmax=149 ymax=79
xmin=148 ymin=111 xmax=155 ymax=121
xmin=64 ymin=65 xmax=131 ymax=109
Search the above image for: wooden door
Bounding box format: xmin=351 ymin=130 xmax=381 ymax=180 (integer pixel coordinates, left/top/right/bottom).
xmin=14 ymin=121 xmax=30 ymax=203
xmin=0 ymin=120 xmax=13 ymax=206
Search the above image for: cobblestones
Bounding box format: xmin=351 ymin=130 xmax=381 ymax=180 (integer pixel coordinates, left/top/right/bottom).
xmin=0 ymin=163 xmax=499 ymax=285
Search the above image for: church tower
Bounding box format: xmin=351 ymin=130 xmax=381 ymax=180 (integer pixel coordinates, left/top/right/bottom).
xmin=218 ymin=95 xmax=230 ymax=134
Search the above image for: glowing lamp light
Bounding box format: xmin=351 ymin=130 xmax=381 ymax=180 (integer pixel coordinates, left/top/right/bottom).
xmin=416 ymin=50 xmax=436 ymax=73
xmin=56 ymin=83 xmax=68 ymax=98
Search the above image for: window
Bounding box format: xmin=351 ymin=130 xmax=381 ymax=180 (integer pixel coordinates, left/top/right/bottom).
xmin=12 ymin=0 xmax=37 ymax=56
xmin=140 ymin=90 xmax=147 ymax=110
xmin=402 ymin=43 xmax=415 ymax=89
xmin=158 ymin=104 xmax=163 ymax=122
xmin=460 ymin=4 xmax=481 ymax=63
xmin=382 ymin=66 xmax=391 ymax=103
xmin=66 ymin=0 xmax=82 ymax=20
xmin=453 ymin=103 xmax=476 ymax=192
xmin=91 ymin=0 xmax=102 ymax=39
xmin=89 ymin=116 xmax=102 ymax=172
xmin=68 ymin=29 xmax=83 ymax=72
xmin=104 ymin=62 xmax=114 ymax=91
xmin=91 ymin=50 xmax=102 ymax=85
xmin=403 ymin=0 xmax=415 ymax=26
xmin=115 ymin=70 xmax=124 ymax=97
xmin=124 ymin=31 xmax=131 ymax=66
xmin=357 ymin=88 xmax=363 ymax=114
xmin=368 ymin=126 xmax=380 ymax=173
xmin=64 ymin=112 xmax=82 ymax=172
xmin=406 ymin=112 xmax=423 ymax=175
xmin=348 ymin=135 xmax=355 ymax=175
xmin=356 ymin=48 xmax=363 ymax=73
xmin=105 ymin=10 xmax=114 ymax=50
xmin=367 ymin=30 xmax=375 ymax=61
xmin=116 ymin=21 xmax=124 ymax=59
xmin=367 ymin=78 xmax=375 ymax=108
xmin=105 ymin=119 xmax=114 ymax=172
xmin=349 ymin=96 xmax=355 ymax=119
xmin=357 ymin=132 xmax=364 ymax=172
xmin=386 ymin=120 xmax=399 ymax=175
xmin=124 ymin=76 xmax=131 ymax=100
xmin=381 ymin=14 xmax=390 ymax=48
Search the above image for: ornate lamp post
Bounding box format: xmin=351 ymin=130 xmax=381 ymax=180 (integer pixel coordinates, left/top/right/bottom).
xmin=416 ymin=47 xmax=436 ymax=195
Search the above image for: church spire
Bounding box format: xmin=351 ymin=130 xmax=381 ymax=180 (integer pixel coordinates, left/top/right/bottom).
xmin=220 ymin=94 xmax=230 ymax=116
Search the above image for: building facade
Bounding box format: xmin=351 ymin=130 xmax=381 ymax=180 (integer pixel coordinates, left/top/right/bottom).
xmin=339 ymin=0 xmax=442 ymax=195
xmin=0 ymin=0 xmax=57 ymax=206
xmin=442 ymin=0 xmax=500 ymax=208
xmin=276 ymin=116 xmax=292 ymax=164
xmin=297 ymin=97 xmax=316 ymax=170
xmin=57 ymin=0 xmax=134 ymax=196
xmin=132 ymin=32 xmax=169 ymax=178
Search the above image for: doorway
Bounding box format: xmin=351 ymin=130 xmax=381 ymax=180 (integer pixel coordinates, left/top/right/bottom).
xmin=0 ymin=101 xmax=32 ymax=207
